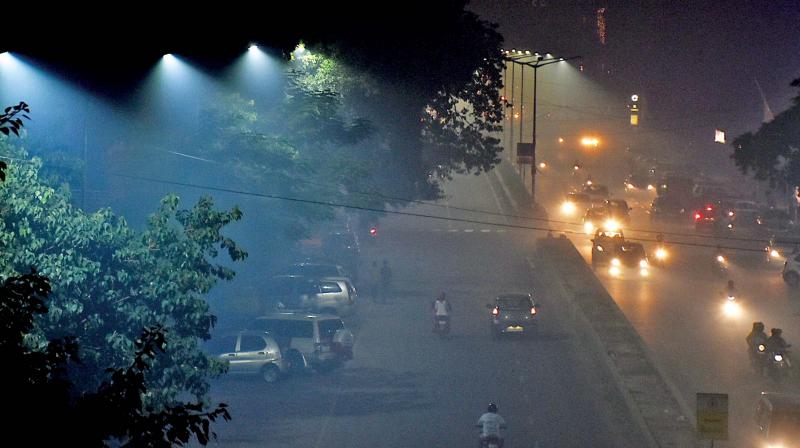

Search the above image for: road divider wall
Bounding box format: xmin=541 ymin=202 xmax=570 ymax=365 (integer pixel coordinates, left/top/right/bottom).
xmin=534 ymin=234 xmax=697 ymax=448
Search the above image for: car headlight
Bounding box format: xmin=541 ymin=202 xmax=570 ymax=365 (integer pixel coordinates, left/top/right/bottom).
xmin=584 ymin=222 xmax=594 ymax=233
xmin=717 ymin=255 xmax=725 ymax=263
xmin=655 ymin=248 xmax=667 ymax=260
xmin=611 ymin=258 xmax=621 ymax=266
xmin=561 ymin=201 xmax=577 ymax=215
xmin=596 ymin=245 xmax=604 ymax=252
xmin=603 ymin=219 xmax=620 ymax=231
xmin=758 ymin=344 xmax=766 ymax=352
xmin=647 ymin=184 xmax=655 ymax=191
xmin=774 ymin=354 xmax=784 ymax=362
xmin=771 ymin=249 xmax=780 ymax=258
xmin=640 ymin=268 xmax=649 ymax=277
xmin=639 ymin=259 xmax=648 ymax=268
xmin=609 ymin=266 xmax=621 ymax=276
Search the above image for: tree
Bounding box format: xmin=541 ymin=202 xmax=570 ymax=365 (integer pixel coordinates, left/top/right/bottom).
xmin=1 ymin=104 xmax=232 ymax=444
xmin=1 ymin=269 xmax=230 ymax=446
xmin=297 ymin=1 xmax=506 ymax=194
xmin=732 ymin=77 xmax=800 ymax=190
xmin=0 ymin=140 xmax=246 ymax=407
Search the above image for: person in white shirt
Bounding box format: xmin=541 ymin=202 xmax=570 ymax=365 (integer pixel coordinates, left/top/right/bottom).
xmin=431 ymin=291 xmax=451 ymax=331
xmin=477 ymin=403 xmax=507 ymax=447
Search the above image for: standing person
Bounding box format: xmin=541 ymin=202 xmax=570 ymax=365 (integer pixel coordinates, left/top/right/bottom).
xmin=370 ymin=261 xmax=381 ymax=303
xmin=379 ymin=259 xmax=392 ymax=302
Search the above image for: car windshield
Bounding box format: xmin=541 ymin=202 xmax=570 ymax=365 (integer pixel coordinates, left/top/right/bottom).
xmin=496 ymin=296 xmax=532 ymax=309
xmin=619 ymin=244 xmax=645 ymax=258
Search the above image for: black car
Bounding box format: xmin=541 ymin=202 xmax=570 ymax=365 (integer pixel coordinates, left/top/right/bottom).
xmin=604 ymin=199 xmax=632 ymax=222
xmin=582 ymin=183 xmax=610 ymax=199
xmin=607 ymin=242 xmax=650 ymax=278
xmin=488 ymin=293 xmax=540 ymax=337
xmin=591 ymin=229 xmax=625 ymax=267
xmin=649 ymin=195 xmax=686 ymax=222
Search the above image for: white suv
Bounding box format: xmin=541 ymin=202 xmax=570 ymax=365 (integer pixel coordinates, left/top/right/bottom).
xmin=249 ymin=312 xmax=354 ymax=373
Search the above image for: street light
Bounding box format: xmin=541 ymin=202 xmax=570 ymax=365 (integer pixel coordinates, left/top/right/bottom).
xmin=502 ymin=52 xmax=580 ymax=202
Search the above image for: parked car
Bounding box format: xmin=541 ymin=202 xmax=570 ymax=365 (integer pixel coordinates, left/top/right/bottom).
xmin=754 ymin=392 xmax=800 ymax=448
xmin=488 ymin=293 xmax=540 ymax=337
xmin=249 ymin=312 xmax=354 ymax=373
xmin=265 ymin=274 xmax=357 ymax=316
xmin=208 ymin=331 xmax=288 ymax=383
xmin=284 ymin=262 xmax=350 ymax=279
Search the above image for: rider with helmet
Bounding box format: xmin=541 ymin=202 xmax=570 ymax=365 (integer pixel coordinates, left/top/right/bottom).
xmin=477 ymin=403 xmax=507 ymax=447
xmin=766 ymin=328 xmax=790 ymax=355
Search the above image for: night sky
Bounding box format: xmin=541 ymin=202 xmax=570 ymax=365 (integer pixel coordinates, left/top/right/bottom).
xmin=469 ymin=0 xmax=800 ymax=146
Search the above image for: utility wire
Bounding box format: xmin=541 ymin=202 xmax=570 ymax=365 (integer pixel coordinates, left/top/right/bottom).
xmin=111 ymin=172 xmax=778 ymax=254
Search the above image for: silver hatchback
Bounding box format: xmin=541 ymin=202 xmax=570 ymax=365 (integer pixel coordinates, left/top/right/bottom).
xmin=211 ymin=331 xmax=288 ymax=383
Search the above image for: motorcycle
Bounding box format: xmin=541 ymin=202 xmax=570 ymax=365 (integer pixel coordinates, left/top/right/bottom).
xmin=712 ymin=253 xmax=729 ymax=277
xmin=749 ymin=342 xmax=768 ymax=375
xmin=479 ymin=435 xmax=504 ymax=448
xmin=653 ymin=245 xmax=668 ymax=267
xmin=723 ymin=293 xmax=741 ymax=316
xmin=767 ymin=350 xmax=792 ymax=384
xmin=433 ymin=316 xmax=450 ymax=338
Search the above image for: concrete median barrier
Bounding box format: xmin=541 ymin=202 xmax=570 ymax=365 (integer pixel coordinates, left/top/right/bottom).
xmin=534 ymin=234 xmax=697 ymax=448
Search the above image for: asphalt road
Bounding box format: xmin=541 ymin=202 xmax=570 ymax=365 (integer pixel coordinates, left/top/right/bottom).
xmin=203 ymin=172 xmax=647 ymax=448
xmin=535 ymin=161 xmax=800 ymax=448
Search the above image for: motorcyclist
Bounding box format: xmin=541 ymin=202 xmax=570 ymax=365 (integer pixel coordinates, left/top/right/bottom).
xmin=766 ymin=328 xmax=791 ymax=355
xmin=432 ymin=292 xmax=452 ymax=332
xmin=726 ymin=280 xmax=737 ymax=299
xmin=746 ymin=322 xmax=768 ymax=352
xmin=477 ymin=403 xmax=507 ymax=448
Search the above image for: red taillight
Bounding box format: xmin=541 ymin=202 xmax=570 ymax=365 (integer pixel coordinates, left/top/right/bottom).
xmin=694 ymin=212 xmax=702 ymax=221
xmin=705 ymin=204 xmax=714 ymax=211
xmin=492 ymin=307 xmax=499 ymax=316
xmin=369 ymin=227 xmax=378 ymax=237
xmin=530 ymin=307 xmax=537 ymax=315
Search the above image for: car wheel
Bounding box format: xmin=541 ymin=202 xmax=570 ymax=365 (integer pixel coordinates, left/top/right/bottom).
xmin=260 ymin=364 xmax=281 ymax=383
xmin=286 ymin=350 xmax=306 ymax=375
xmin=784 ymin=271 xmax=800 ymax=287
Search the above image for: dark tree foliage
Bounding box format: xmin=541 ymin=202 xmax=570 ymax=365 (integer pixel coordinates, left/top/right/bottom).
xmin=0 ymin=101 xmax=31 ymax=182
xmin=1 ymin=269 xmax=230 ymax=447
xmin=732 ymin=77 xmax=800 ymax=188
xmin=0 ymin=106 xmax=230 ymax=446
xmin=298 ymin=0 xmax=506 ymax=195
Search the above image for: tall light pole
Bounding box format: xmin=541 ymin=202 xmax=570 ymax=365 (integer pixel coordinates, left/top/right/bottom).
xmin=502 ymin=51 xmax=580 ymax=203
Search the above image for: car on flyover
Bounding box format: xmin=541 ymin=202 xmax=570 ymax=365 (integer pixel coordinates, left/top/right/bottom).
xmin=591 ymin=228 xmax=625 ymax=267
